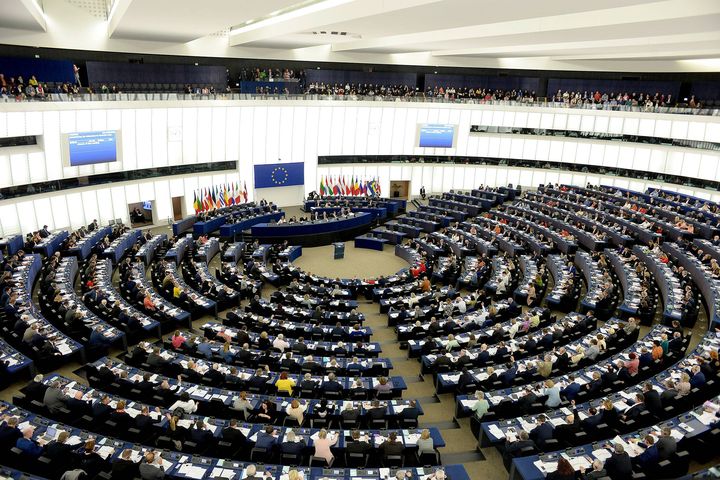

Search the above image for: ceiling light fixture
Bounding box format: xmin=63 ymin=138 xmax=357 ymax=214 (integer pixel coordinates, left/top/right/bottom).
xmin=230 ymin=0 xmax=353 ymax=37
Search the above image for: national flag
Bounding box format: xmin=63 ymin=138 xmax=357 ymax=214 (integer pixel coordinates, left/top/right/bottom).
xmin=242 ymin=181 xmax=248 ymax=203
xmin=205 ymin=187 xmax=213 ymax=211
xmin=319 ymin=176 xmax=326 ymax=196
xmin=375 ymin=177 xmax=382 ymax=196
xmin=339 ymin=176 xmax=346 ymax=195
xmin=235 ymin=182 xmax=242 ymax=204
xmin=332 ymin=176 xmax=341 ymax=195
xmin=193 ymin=192 xmax=200 ymax=213
xmin=353 ymin=176 xmax=360 ymax=196
xmin=224 ymin=184 xmax=230 ymax=207
xmin=367 ymin=180 xmax=376 ymax=196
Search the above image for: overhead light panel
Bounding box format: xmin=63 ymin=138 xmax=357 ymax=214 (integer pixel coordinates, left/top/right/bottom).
xmin=230 ymin=0 xmax=354 ymax=36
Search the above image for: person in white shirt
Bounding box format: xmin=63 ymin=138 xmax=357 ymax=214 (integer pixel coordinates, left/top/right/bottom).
xmin=454 ymin=297 xmax=467 ymax=314
xmin=168 ymin=392 xmax=198 ymax=413
xmin=285 ymin=399 xmax=307 ymax=425
xmin=273 ymin=334 xmax=290 ymax=352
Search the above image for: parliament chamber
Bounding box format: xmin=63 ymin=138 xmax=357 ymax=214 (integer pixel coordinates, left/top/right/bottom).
xmin=1 ymin=2 xmax=720 ymax=480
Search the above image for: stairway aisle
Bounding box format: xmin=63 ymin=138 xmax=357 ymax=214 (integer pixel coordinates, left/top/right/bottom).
xmin=354 ymin=300 xmax=505 ymax=478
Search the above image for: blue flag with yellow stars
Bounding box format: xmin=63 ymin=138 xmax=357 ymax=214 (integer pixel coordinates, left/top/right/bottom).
xmin=254 ymin=162 xmax=305 ymax=188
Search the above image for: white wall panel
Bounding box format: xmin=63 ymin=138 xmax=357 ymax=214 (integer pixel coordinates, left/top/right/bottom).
xmin=33 ymin=198 xmax=53 ymax=231
xmin=379 ymin=107 xmax=394 ymax=154
xmin=552 ymin=113 xmax=567 ymax=130
xmin=42 ymin=111 xmax=63 ymax=181
xmin=9 ymin=154 xmax=29 ymax=185
xmin=654 ymin=119 xmax=671 ymax=138
xmin=622 ymin=117 xmax=638 ymax=135
xmin=277 ymin=106 xmax=294 ymax=161
xmin=705 ymin=123 xmax=720 ymax=143
xmin=683 ymin=153 xmax=701 ymax=179
xmin=390 ymin=107 xmax=407 ymax=154
xmin=341 ymin=106 xmax=357 ymax=156
xmin=638 ymin=118 xmax=655 ymax=137
xmin=608 ymin=117 xmax=623 ymax=134
xmin=0 ymin=156 xmax=12 ymax=189
xmin=594 ymin=116 xmax=609 ymax=133
xmin=5 ymin=112 xmax=25 ymax=137
xmin=28 ymin=152 xmax=46 ymax=183
xmin=687 ymin=122 xmax=706 ymax=142
xmin=317 ymin=107 xmax=333 ymax=156
xmin=196 ymin=108 xmax=212 ymax=164
xmin=328 ymin=107 xmax=344 ymax=156
xmin=566 ymin=114 xmax=581 ymax=131
xmin=225 ymin=107 xmax=240 ymax=161
xmin=291 ymin=107 xmax=307 ymax=163
xmin=95 ymin=188 xmax=114 ymax=225
xmin=579 ymin=115 xmax=595 ymax=132
xmin=50 ymin=196 xmax=69 ymax=230
xmin=671 ymin=121 xmax=688 ymax=140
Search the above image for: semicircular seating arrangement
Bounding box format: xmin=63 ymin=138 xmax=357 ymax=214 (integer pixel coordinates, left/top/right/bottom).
xmin=2 ymin=181 xmax=720 ymax=480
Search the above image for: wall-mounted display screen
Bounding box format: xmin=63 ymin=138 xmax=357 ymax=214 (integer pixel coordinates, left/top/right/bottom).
xmin=65 ymin=130 xmax=119 ymax=166
xmin=417 ymin=124 xmax=456 ymax=148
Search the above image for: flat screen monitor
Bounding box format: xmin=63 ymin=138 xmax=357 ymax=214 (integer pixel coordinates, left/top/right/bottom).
xmin=417 ymin=124 xmax=456 ymax=148
xmin=64 ymin=130 xmax=119 ymax=166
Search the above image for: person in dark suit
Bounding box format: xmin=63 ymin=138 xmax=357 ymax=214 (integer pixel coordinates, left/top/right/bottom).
xmin=641 ymin=382 xmax=662 ymax=416
xmin=109 ymin=400 xmax=132 ymax=430
xmin=221 ymin=419 xmax=247 ymax=447
xmin=347 ymin=429 xmax=372 ymax=454
xmin=189 ymin=419 xmax=214 ymax=446
xmin=280 ymin=430 xmax=306 ymax=455
xmin=604 ymin=443 xmax=633 ymax=480
xmin=76 ymin=439 xmax=107 ymax=478
xmin=660 ymin=379 xmax=679 ymax=406
xmin=341 ymin=402 xmax=361 ymax=425
xmin=503 ymin=430 xmax=536 ymax=469
xmin=254 ymin=425 xmax=278 ymax=450
xmin=529 ymin=415 xmax=554 ymax=446
xmin=92 ymin=395 xmax=114 ymax=420
xmin=42 ymin=431 xmax=74 ymax=466
xmin=134 ymin=406 xmax=156 ymax=432
xmin=580 ymin=407 xmax=602 ymax=429
xmin=561 ymin=376 xmax=582 ymax=401
xmin=516 ymin=387 xmax=539 ymax=415
xmin=553 ymin=407 xmax=581 ymax=446
xmin=635 ymin=434 xmax=659 ymax=469
xmin=64 ymin=390 xmax=91 ymax=419
xmin=322 ymin=373 xmax=343 ymax=394
xmin=111 ymin=448 xmax=140 ymax=480
xmin=379 ymin=431 xmax=404 ymax=457
xmin=656 ymin=426 xmax=677 ymax=461
xmin=397 ymin=400 xmax=419 ymax=423
xmin=0 ymin=416 xmax=22 ymax=450
xmin=622 ymin=393 xmax=646 ymax=421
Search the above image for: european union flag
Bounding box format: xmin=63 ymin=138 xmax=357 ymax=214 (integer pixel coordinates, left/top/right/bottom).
xmin=254 ymin=162 xmax=305 ymax=189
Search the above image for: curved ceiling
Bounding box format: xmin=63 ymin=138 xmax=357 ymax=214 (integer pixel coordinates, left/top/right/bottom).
xmin=0 ymin=0 xmax=718 ymax=72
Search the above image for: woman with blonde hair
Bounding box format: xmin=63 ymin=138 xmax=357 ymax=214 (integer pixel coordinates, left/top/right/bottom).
xmin=416 ymin=428 xmax=434 ymax=455
xmin=313 ymin=428 xmax=338 ymax=465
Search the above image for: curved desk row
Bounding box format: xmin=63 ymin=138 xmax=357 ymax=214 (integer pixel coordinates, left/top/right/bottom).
xmin=219 ymin=211 xmax=285 ymax=238
xmin=66 ymin=226 xmax=112 ymax=260
xmin=251 ymin=213 xmax=374 ymax=247
xmin=33 ymin=230 xmax=68 ymax=257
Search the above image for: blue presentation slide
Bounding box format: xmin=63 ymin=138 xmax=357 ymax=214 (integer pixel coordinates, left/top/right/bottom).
xmin=418 ymin=124 xmax=455 ymax=148
xmin=67 ymin=130 xmax=118 ymax=166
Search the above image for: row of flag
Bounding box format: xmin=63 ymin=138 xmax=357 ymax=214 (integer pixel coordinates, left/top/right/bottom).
xmin=193 ymin=182 xmax=248 ymax=213
xmin=318 ymin=175 xmax=382 ymax=197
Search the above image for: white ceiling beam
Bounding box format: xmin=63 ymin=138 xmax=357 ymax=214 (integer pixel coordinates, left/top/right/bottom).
xmin=432 ymin=32 xmax=720 ymax=57
xmin=550 ymin=49 xmax=720 ymax=61
xmin=331 ymin=0 xmax=720 ymax=52
xmin=228 ymin=0 xmax=441 ymax=47
xmin=107 ymin=0 xmax=134 ymax=38
xmin=18 ymin=0 xmax=47 ymax=31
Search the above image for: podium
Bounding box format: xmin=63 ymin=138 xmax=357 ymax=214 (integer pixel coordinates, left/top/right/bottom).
xmin=333 ymin=242 xmax=345 ymax=259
